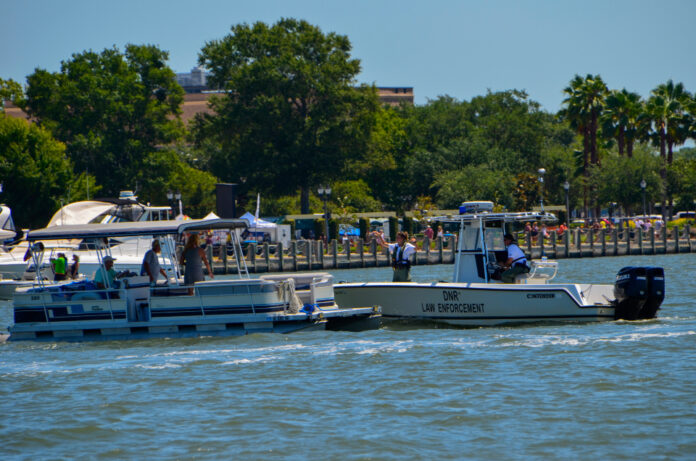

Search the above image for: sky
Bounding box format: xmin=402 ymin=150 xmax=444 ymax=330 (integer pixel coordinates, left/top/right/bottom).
xmin=3 ymin=0 xmax=696 ymax=113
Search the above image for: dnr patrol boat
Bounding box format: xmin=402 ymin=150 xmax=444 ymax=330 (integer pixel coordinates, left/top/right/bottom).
xmin=335 ymin=202 xmax=664 ymax=327
xmin=7 ymin=219 xmax=379 ymax=341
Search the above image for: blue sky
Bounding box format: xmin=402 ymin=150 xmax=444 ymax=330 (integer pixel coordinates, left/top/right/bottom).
xmin=3 ymin=0 xmax=695 ymax=112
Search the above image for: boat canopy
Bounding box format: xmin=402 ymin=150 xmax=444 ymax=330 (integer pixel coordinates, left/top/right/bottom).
xmin=27 ymin=218 xmax=248 ymax=241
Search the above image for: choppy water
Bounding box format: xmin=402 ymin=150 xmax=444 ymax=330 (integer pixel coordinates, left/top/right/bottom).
xmin=1 ymin=254 xmax=694 ymax=459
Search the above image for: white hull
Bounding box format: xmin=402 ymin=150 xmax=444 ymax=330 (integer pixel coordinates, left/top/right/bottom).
xmin=0 ymin=280 xmax=33 ymax=300
xmin=334 ymin=282 xmax=616 ymax=327
xmin=9 ymin=273 xmax=379 ymax=341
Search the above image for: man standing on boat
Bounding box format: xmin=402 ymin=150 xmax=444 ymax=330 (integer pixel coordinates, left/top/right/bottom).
xmin=141 ymin=239 xmax=168 ymax=285
xmin=501 ymin=233 xmax=529 ymax=283
xmin=372 ymin=231 xmax=416 ymax=282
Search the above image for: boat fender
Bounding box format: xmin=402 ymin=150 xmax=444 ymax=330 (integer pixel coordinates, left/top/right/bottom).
xmin=301 ymin=303 xmax=318 ymax=314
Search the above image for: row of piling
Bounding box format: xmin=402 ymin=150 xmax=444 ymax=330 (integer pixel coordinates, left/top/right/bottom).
xmin=207 ymin=225 xmax=694 ymax=274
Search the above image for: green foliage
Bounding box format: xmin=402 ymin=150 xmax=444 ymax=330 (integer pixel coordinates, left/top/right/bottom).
xmin=588 ymin=144 xmax=662 ymax=213
xmin=0 ymin=78 xmax=25 ymax=108
xmin=135 ymin=149 xmax=218 ymax=218
xmin=346 ymin=106 xmax=409 ymax=208
xmin=331 ymin=180 xmax=381 ymax=212
xmin=669 ymin=156 xmax=696 ymax=209
xmin=434 ymin=164 xmax=515 ymax=210
xmin=194 ymin=18 xmax=379 ymax=213
xmin=0 ymin=115 xmax=74 ymax=227
xmin=260 ymin=190 xmax=336 ymax=217
xmin=23 ymin=44 xmax=185 ymax=196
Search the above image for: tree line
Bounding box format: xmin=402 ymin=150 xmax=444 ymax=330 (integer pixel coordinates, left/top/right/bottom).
xmin=1 ymin=18 xmax=695 ymax=230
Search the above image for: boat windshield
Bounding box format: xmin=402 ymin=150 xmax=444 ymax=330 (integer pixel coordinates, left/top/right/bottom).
xmin=460 ymin=222 xmax=483 ymax=251
xmin=89 ymin=204 xmax=145 ymax=223
xmin=485 ymin=227 xmax=505 ymax=251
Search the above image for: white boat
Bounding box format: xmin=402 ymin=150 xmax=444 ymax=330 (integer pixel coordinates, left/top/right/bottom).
xmin=0 ymin=192 xmax=173 ymax=281
xmin=0 ymin=205 xmax=17 ymax=244
xmin=7 ymin=219 xmax=379 ymax=341
xmin=334 ymin=201 xmax=664 ymax=327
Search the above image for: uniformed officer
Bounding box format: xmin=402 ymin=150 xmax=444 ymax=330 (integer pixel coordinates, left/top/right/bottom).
xmin=372 ymin=230 xmax=416 ymax=282
xmin=501 ymin=233 xmax=529 ymax=283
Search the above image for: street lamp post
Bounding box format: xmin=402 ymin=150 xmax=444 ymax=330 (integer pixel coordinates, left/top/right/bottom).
xmin=538 ymin=168 xmax=546 ymax=213
xmin=563 ymin=180 xmax=570 ymax=224
xmin=640 ymin=179 xmax=647 ymax=218
xmin=175 ymin=191 xmax=182 ymax=218
xmin=317 ymin=186 xmax=331 ymax=241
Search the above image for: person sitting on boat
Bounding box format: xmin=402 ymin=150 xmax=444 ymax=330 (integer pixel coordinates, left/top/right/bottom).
xmin=94 ymin=255 xmax=123 ymax=290
xmin=372 ymin=230 xmax=416 ymax=282
xmin=179 ymin=233 xmax=214 ymax=295
xmin=501 ymin=233 xmax=529 ymax=283
xmin=141 ymin=239 xmax=167 ymax=286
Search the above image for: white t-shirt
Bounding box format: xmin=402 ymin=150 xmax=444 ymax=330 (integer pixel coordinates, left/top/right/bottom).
xmin=388 ymin=243 xmax=416 ymax=264
xmin=506 ymin=243 xmax=527 ymax=265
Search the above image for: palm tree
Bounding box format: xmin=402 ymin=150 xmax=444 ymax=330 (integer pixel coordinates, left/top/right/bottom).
xmin=646 ymin=80 xmax=693 ymax=218
xmin=601 ymin=89 xmax=644 ymax=157
xmin=646 ymin=80 xmax=691 ymax=163
xmin=560 ymin=74 xmax=608 ymax=217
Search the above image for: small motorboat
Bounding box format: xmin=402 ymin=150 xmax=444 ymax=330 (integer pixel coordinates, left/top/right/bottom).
xmin=334 ymin=202 xmax=664 ymax=327
xmin=8 ymin=219 xmax=379 ymax=341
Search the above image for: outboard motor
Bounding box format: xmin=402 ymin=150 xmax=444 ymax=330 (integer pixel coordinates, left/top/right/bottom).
xmin=613 ymin=267 xmax=648 ymax=320
xmin=640 ymin=267 xmax=665 ymax=319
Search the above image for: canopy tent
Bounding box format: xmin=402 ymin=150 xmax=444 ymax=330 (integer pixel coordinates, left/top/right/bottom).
xmin=203 ymin=211 xmax=220 ymax=220
xmin=240 ymin=212 xmax=277 ymax=229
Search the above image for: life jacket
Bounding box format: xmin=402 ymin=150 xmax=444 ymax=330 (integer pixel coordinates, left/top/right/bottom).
xmin=392 ymin=245 xmax=411 ymax=269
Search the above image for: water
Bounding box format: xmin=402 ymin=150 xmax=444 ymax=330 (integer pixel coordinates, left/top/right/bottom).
xmin=1 ymin=253 xmax=694 ymax=459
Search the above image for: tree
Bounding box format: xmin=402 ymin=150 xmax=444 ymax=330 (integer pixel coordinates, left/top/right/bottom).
xmin=136 ymin=149 xmax=218 ymax=218
xmin=645 ymin=80 xmax=692 ymax=217
xmin=0 ymin=115 xmax=77 ymax=227
xmin=346 ymin=106 xmax=410 ymax=210
xmin=0 ymin=78 xmax=25 ymax=109
xmin=559 ymin=74 xmax=608 ymax=216
xmin=646 ymin=80 xmax=691 ymax=164
xmin=23 ymin=45 xmax=185 ymax=195
xmin=600 ymin=89 xmax=644 ymax=157
xmin=433 ymin=164 xmax=515 ymax=210
xmin=194 ymin=19 xmax=379 ymax=213
xmin=588 ymin=144 xmax=662 ymax=215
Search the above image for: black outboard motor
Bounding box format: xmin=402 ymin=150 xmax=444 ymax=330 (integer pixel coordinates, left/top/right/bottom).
xmin=613 ymin=267 xmax=648 ymax=320
xmin=613 ymin=266 xmax=665 ymax=320
xmin=640 ymin=267 xmax=665 ymax=319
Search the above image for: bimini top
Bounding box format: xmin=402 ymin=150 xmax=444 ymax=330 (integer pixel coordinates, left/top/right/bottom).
xmin=26 ymin=218 xmax=248 ymax=241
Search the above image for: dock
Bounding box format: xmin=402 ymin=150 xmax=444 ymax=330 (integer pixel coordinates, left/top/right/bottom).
xmin=208 ymin=225 xmax=694 ymax=274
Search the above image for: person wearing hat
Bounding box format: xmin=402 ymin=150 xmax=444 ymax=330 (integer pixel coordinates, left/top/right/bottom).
xmin=501 ymin=233 xmax=529 ymax=283
xmin=94 ymin=255 xmax=120 ymax=289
